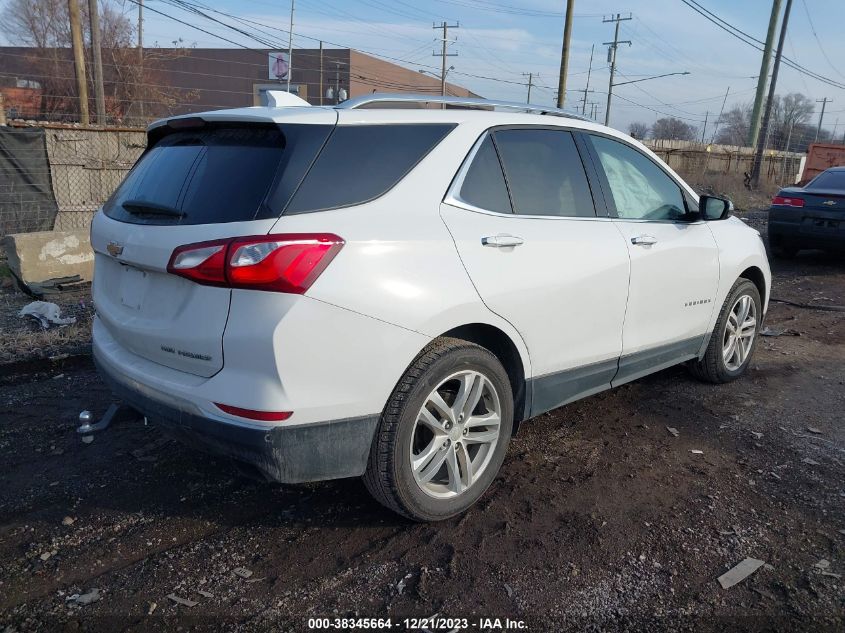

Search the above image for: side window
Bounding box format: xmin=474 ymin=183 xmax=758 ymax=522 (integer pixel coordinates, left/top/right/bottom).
xmin=589 ymin=135 xmax=687 ymax=221
xmin=285 ymin=124 xmax=455 ymax=214
xmin=458 ymin=135 xmax=512 ymax=214
xmin=492 ymin=129 xmax=596 ymax=217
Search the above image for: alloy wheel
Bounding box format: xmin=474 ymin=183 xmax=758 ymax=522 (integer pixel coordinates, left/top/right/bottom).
xmin=409 ymin=370 xmax=502 ymax=499
xmin=723 ymin=294 xmax=757 ymax=371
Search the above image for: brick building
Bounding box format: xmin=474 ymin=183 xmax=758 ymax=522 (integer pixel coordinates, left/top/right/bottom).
xmin=0 ymin=46 xmax=478 ymax=122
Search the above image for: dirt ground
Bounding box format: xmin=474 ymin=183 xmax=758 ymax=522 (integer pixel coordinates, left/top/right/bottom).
xmin=1 ymin=211 xmax=843 ymax=632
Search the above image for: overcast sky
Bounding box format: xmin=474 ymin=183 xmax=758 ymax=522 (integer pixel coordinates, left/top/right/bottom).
xmin=14 ymin=0 xmax=845 ymax=135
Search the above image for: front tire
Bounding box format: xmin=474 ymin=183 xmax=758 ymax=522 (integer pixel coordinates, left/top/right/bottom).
xmin=363 ymin=338 xmax=513 ymax=521
xmin=689 ymin=278 xmax=762 ymax=384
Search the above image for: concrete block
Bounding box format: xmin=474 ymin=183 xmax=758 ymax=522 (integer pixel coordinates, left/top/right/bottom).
xmin=1 ymin=230 xmax=94 ymax=285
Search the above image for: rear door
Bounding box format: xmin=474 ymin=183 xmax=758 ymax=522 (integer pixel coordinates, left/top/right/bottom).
xmin=91 ymin=118 xmax=334 ymax=377
xmin=441 ymin=127 xmax=630 ymax=415
xmin=583 ymin=133 xmax=719 ymax=382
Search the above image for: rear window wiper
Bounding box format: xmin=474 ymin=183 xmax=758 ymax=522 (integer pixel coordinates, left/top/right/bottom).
xmin=121 ymin=199 xmax=186 ymax=218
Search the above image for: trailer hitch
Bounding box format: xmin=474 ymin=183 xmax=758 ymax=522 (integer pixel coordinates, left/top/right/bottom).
xmin=77 ymin=403 xmax=142 ymax=434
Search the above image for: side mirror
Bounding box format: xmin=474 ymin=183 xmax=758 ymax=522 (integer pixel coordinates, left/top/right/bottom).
xmin=699 ymin=195 xmax=734 ymax=221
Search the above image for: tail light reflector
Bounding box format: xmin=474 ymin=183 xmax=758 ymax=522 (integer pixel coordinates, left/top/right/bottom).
xmin=772 ymin=196 xmax=804 ymax=208
xmin=167 ymin=233 xmax=343 ymax=294
xmin=214 ymin=403 xmax=292 ymax=422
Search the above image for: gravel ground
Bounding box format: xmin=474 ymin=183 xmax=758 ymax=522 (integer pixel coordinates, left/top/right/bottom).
xmin=0 ymin=211 xmax=843 ymax=632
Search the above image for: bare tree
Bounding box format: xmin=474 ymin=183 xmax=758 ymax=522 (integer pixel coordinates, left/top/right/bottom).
xmin=714 ymin=104 xmax=751 ymax=146
xmin=770 ymin=93 xmax=814 ymax=151
xmin=1 ymin=0 xmax=194 ymax=123
xmin=628 ymin=121 xmax=649 ymax=140
xmin=715 ymin=94 xmax=815 ymax=150
xmin=651 ymin=117 xmax=697 ymax=141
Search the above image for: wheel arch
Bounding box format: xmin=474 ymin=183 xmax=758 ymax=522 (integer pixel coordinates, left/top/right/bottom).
xmin=439 ymin=323 xmax=529 ymax=434
xmin=739 ymin=265 xmax=767 ymax=307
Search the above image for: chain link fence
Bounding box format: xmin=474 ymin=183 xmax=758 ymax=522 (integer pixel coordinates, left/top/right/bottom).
xmin=0 ymin=123 xmax=146 ymax=236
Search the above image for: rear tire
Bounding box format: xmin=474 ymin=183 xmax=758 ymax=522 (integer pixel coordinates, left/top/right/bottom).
xmin=769 ymin=236 xmax=798 ymax=258
xmin=689 ymin=278 xmax=762 ymax=384
xmin=363 ymin=337 xmax=513 ymax=521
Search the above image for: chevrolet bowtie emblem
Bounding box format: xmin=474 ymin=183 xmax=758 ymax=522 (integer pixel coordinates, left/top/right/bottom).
xmin=823 ymin=200 xmax=837 ymax=206
xmin=107 ymin=241 xmax=124 ymax=257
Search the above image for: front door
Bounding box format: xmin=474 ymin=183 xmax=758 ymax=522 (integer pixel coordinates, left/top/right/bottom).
xmin=584 ymin=133 xmax=720 ymax=384
xmin=441 ymin=128 xmax=631 ymax=415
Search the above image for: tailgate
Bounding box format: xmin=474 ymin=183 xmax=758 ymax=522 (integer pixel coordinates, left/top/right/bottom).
xmin=91 ymin=215 xmax=275 ymax=377
xmin=90 ymin=118 xmax=335 ymax=377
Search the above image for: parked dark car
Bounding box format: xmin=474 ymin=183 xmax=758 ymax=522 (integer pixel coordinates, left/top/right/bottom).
xmin=769 ymin=166 xmax=845 ymax=257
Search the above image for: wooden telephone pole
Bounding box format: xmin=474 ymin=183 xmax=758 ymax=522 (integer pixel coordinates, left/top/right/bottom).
xmin=433 ymin=22 xmax=459 ymax=108
xmin=88 ymin=0 xmax=107 ymax=124
xmin=556 ymin=0 xmax=575 ymax=108
xmin=67 ymin=0 xmax=89 ymax=125
xmin=752 ymin=0 xmax=793 ymax=188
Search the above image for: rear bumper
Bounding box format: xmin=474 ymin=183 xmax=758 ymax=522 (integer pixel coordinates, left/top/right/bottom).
xmin=94 ymin=349 xmax=379 ymax=484
xmin=769 ymin=209 xmax=845 ymax=250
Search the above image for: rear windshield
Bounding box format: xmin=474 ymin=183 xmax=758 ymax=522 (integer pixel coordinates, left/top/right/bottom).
xmin=104 ymin=123 xmax=332 ymax=225
xmin=807 ymin=169 xmax=845 ymax=191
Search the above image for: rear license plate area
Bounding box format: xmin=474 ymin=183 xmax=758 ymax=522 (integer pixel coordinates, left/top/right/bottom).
xmin=802 ymin=217 xmax=840 ymax=235
xmin=120 ymin=265 xmax=147 ymax=310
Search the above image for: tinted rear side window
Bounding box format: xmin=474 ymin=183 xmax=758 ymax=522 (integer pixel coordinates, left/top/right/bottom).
xmin=104 ymin=124 xmax=331 ymax=225
xmin=285 ymin=124 xmax=455 ymax=214
xmin=492 ymin=129 xmax=596 ymax=217
xmin=807 ymin=169 xmax=845 ymax=190
xmin=458 ymin=135 xmax=512 ymax=214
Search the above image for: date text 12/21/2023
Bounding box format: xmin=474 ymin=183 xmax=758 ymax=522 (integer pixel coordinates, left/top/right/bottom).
xmin=306 ymin=617 xmax=529 ymax=631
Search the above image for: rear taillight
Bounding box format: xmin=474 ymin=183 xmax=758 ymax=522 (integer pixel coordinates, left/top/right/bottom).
xmin=167 ymin=233 xmax=344 ymax=294
xmin=772 ymin=195 xmax=805 ymax=208
xmin=214 ymin=402 xmax=292 ymax=422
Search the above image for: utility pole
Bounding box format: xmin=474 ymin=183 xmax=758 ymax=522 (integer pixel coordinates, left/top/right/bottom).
xmin=326 ymin=59 xmax=346 ymax=104
xmin=67 ymin=0 xmax=89 ymax=125
xmin=581 ymin=44 xmax=594 ymax=115
xmin=286 ymin=0 xmax=295 ymax=92
xmin=752 ymin=0 xmax=793 ymax=188
xmin=523 ymin=72 xmax=534 ymax=103
xmin=603 ymin=13 xmax=632 ymax=126
xmin=815 ymin=97 xmax=830 ymax=142
xmin=557 ymin=0 xmax=575 ymax=108
xmin=433 ymin=22 xmax=459 ymax=107
xmin=749 ymin=0 xmax=782 ymax=147
xmin=137 ymin=0 xmax=144 ymax=119
xmin=319 ymin=41 xmax=323 ymax=106
xmin=88 ymin=0 xmax=106 ymax=124
xmin=701 ymin=111 xmax=709 ymax=143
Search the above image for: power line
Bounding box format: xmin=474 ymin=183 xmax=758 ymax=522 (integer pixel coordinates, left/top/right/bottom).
xmin=678 ymin=0 xmax=845 ymax=90
xmin=799 ymin=0 xmax=845 ymax=81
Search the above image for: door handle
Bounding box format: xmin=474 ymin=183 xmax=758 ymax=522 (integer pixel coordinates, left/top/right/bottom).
xmin=631 ymin=234 xmax=658 ymax=246
xmin=481 ymin=234 xmax=525 ymax=248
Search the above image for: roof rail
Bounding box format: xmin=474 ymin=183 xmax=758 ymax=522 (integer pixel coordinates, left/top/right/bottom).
xmin=337 ymin=93 xmax=592 ymax=122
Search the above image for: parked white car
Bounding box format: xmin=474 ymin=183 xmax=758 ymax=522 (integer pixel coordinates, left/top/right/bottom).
xmin=90 ymin=94 xmax=770 ymax=521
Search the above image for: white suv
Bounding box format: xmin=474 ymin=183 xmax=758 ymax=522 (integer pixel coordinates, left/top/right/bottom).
xmin=91 ymin=94 xmax=770 ymax=521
